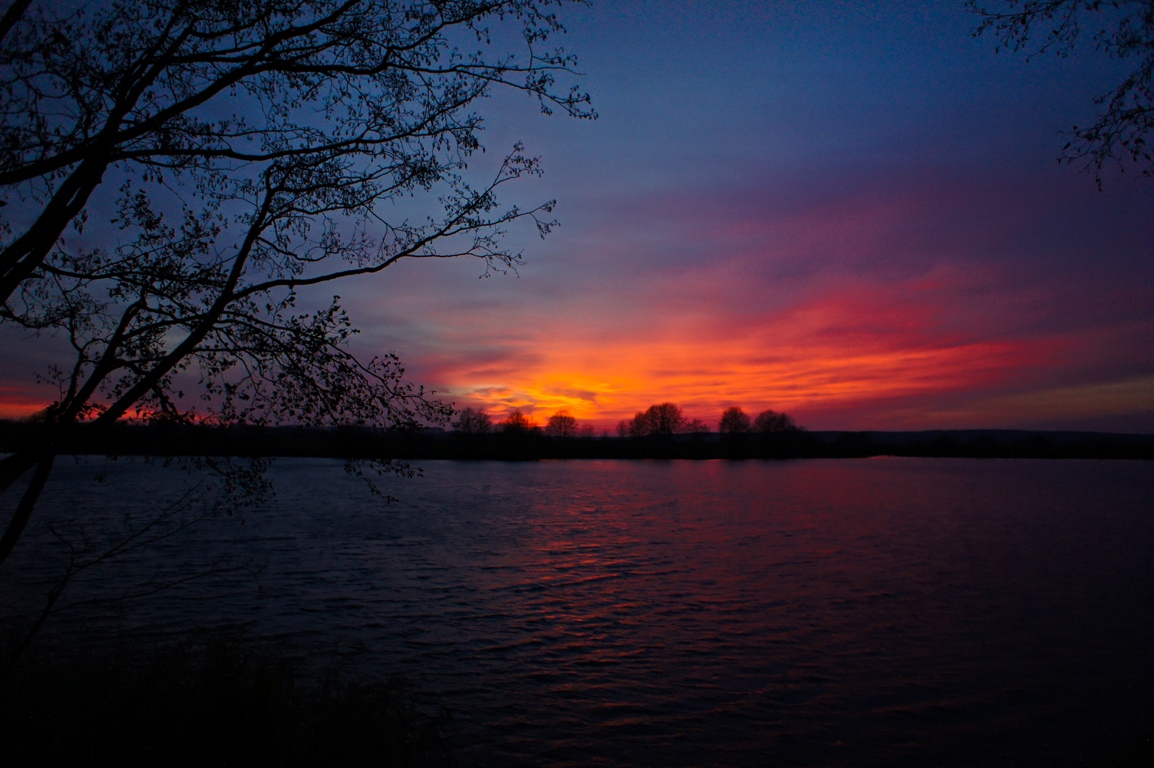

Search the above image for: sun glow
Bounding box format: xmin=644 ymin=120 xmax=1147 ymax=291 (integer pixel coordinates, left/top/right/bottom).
xmin=442 ymin=282 xmax=1059 ymax=428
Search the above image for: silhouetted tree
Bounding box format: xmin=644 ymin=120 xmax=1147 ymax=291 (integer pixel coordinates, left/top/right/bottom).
xmin=628 ymin=402 xmax=686 ymax=437
xmin=969 ymin=0 xmax=1154 ymax=179
xmin=647 ymin=403 xmax=686 ymax=435
xmin=501 ymin=410 xmax=537 ymax=434
xmin=453 ymin=407 xmax=492 ymax=435
xmin=753 ymin=409 xmax=798 ymax=433
xmin=718 ymin=406 xmax=752 ymax=434
xmin=684 ymin=418 xmax=710 ymax=434
xmin=615 ymin=419 xmax=630 ymax=439
xmin=544 ymin=409 xmax=578 ymax=438
xmin=0 ymin=0 xmax=593 ymax=566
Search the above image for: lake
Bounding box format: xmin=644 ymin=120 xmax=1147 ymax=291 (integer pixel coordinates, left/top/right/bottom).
xmin=1 ymin=457 xmax=1151 ymax=766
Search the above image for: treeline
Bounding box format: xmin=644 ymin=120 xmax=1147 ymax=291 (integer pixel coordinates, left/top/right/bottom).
xmin=438 ymin=401 xmax=808 ymax=458
xmin=451 ymin=403 xmax=802 ymax=440
xmin=453 ymin=407 xmax=598 ymax=438
xmin=0 ymin=417 xmax=810 ymax=462
xmin=619 ymin=403 xmax=799 ymax=438
xmin=0 ymin=420 xmax=1150 ymax=462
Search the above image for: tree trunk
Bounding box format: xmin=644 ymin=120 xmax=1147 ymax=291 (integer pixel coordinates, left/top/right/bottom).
xmin=0 ymin=454 xmax=55 ymax=568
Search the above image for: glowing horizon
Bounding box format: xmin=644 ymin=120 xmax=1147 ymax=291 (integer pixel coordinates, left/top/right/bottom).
xmin=2 ymin=2 xmax=1152 ymax=433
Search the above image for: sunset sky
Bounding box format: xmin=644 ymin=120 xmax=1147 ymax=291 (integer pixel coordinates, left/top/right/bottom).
xmin=2 ymin=1 xmax=1152 ymax=432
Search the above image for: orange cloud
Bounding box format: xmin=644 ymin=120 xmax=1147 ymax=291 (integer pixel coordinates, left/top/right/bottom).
xmin=437 ymin=268 xmax=1065 ymax=428
xmin=0 ymin=398 xmax=47 ymax=420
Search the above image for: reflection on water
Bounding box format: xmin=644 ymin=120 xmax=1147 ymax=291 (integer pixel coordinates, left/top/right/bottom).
xmin=2 ymin=458 xmax=1151 ymax=766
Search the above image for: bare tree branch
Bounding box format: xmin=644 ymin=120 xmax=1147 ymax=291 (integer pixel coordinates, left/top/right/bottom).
xmin=0 ymin=0 xmax=593 ymax=565
xmin=969 ymin=0 xmax=1154 ymax=182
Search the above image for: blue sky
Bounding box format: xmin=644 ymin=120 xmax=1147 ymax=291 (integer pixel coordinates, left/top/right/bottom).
xmin=2 ymin=1 xmax=1151 ymax=431
xmin=334 ymin=0 xmax=1152 ymax=431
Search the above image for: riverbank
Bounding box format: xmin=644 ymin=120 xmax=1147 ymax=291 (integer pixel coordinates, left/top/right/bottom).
xmin=0 ymin=636 xmax=452 ymax=767
xmin=1 ymin=420 xmax=1152 ymax=461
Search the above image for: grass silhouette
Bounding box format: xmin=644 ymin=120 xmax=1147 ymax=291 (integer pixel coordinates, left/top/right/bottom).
xmin=0 ymin=637 xmax=453 ymax=767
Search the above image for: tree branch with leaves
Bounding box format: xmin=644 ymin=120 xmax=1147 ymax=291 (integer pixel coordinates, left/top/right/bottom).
xmin=968 ymin=0 xmax=1154 ymax=181
xmin=0 ymin=0 xmax=594 ymax=566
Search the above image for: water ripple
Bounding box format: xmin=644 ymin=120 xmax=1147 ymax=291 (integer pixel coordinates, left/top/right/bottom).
xmin=1 ymin=457 xmax=1151 ymax=766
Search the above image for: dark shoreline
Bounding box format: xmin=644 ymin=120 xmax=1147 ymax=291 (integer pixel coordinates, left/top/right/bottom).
xmin=0 ymin=636 xmax=454 ymax=768
xmin=2 ymin=420 xmax=1151 ymax=461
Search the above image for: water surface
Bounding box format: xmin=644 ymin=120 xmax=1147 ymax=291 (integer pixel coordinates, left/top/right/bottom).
xmin=2 ymin=458 xmax=1151 ymax=766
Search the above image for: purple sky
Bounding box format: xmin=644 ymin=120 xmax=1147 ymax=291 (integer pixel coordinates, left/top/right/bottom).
xmin=2 ymin=1 xmax=1151 ymax=431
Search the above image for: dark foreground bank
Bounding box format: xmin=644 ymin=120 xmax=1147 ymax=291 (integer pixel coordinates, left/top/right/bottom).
xmin=2 ymin=420 xmax=1153 ymax=461
xmin=0 ymin=638 xmax=452 ymax=768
